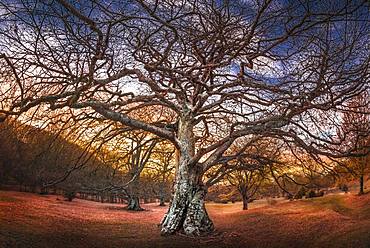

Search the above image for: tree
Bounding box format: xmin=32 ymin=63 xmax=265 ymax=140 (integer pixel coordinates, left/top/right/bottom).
xmin=228 ymin=168 xmax=266 ymax=210
xmin=0 ymin=0 xmax=369 ymax=235
xmin=225 ymin=138 xmax=275 ymax=209
xmin=147 ymin=141 xmax=175 ymax=206
xmin=85 ymin=125 xmax=161 ymax=210
xmin=340 ymin=92 xmax=370 ymax=194
xmin=123 ymin=132 xmax=159 ymax=210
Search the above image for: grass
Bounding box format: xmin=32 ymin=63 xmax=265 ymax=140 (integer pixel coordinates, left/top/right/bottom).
xmin=0 ymin=190 xmax=370 ymax=248
xmin=0 ymin=195 xmax=20 ymax=202
xmin=303 ymin=192 xmax=370 ymax=218
xmin=303 ymin=194 xmax=353 ymax=216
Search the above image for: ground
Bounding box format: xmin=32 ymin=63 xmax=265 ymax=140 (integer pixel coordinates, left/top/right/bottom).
xmin=1 ymin=190 xmax=370 ymax=248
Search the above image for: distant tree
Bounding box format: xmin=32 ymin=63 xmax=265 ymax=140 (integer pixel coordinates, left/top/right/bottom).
xmin=63 ymin=188 xmax=77 ymax=202
xmin=124 ymin=132 xmax=159 ymax=210
xmin=225 ymin=139 xmax=274 ymax=209
xmin=148 ymin=142 xmax=175 ymax=206
xmin=93 ymin=129 xmax=160 ymax=210
xmin=340 ymin=92 xmax=370 ymax=194
xmin=227 ymin=168 xmax=265 ymax=210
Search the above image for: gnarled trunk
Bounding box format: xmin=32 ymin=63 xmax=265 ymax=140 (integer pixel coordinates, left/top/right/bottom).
xmin=160 ymin=114 xmax=214 ymax=236
xmin=160 ymin=171 xmax=214 ymax=236
xmin=126 ymin=179 xmax=143 ymax=211
xmin=127 ymin=196 xmax=143 ymax=211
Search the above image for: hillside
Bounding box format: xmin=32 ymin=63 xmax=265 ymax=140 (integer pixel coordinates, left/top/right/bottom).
xmin=0 ymin=119 xmax=114 ymax=192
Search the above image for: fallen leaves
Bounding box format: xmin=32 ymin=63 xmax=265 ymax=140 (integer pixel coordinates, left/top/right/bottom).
xmin=0 ymin=191 xmax=369 ymax=248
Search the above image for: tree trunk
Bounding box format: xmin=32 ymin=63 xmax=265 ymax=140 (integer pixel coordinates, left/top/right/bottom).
xmin=159 ymin=196 xmax=166 ymax=206
xmin=126 ymin=177 xmax=143 ymax=210
xmin=160 ymin=115 xmax=214 ymax=236
xmin=159 ymin=183 xmax=166 ymax=206
xmin=160 ymin=177 xmax=213 ymax=235
xmin=242 ymin=194 xmax=248 ymax=210
xmin=159 ymin=199 xmax=166 ymax=206
xmin=127 ymin=196 xmax=144 ymax=211
xmin=359 ymin=175 xmax=364 ymax=195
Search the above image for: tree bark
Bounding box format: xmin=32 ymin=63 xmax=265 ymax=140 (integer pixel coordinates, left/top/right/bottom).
xmin=359 ymin=175 xmax=364 ymax=195
xmin=160 ymin=114 xmax=214 ymax=236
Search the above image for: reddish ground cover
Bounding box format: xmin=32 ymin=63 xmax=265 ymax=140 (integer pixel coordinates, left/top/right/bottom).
xmin=0 ymin=190 xmax=369 ymax=248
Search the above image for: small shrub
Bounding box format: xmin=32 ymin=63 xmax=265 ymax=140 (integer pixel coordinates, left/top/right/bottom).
xmin=63 ymin=190 xmax=76 ymax=202
xmin=214 ymin=198 xmax=229 ymax=204
xmin=306 ymin=190 xmax=316 ymax=198
xmin=285 ymin=194 xmax=294 ymax=200
xmin=341 ymin=184 xmax=349 ymax=193
xmin=267 ymin=198 xmax=277 ymax=206
xmin=230 ymin=195 xmax=239 ymax=203
xmin=294 ymin=187 xmax=306 ymax=199
xmin=306 ymin=190 xmax=325 ymax=198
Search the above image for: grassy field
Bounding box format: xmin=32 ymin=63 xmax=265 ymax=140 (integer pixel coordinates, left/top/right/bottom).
xmin=1 ymin=190 xmax=369 ymax=248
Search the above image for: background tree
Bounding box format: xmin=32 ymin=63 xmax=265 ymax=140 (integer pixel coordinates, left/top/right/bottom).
xmin=123 ymin=132 xmax=159 ymax=210
xmin=227 ymin=168 xmax=266 ymax=210
xmin=339 ymin=92 xmax=370 ymax=194
xmin=223 ymin=138 xmax=276 ymax=209
xmin=147 ymin=142 xmax=176 ymax=206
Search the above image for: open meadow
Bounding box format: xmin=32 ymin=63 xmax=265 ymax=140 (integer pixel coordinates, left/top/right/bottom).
xmin=1 ymin=190 xmax=369 ymax=248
